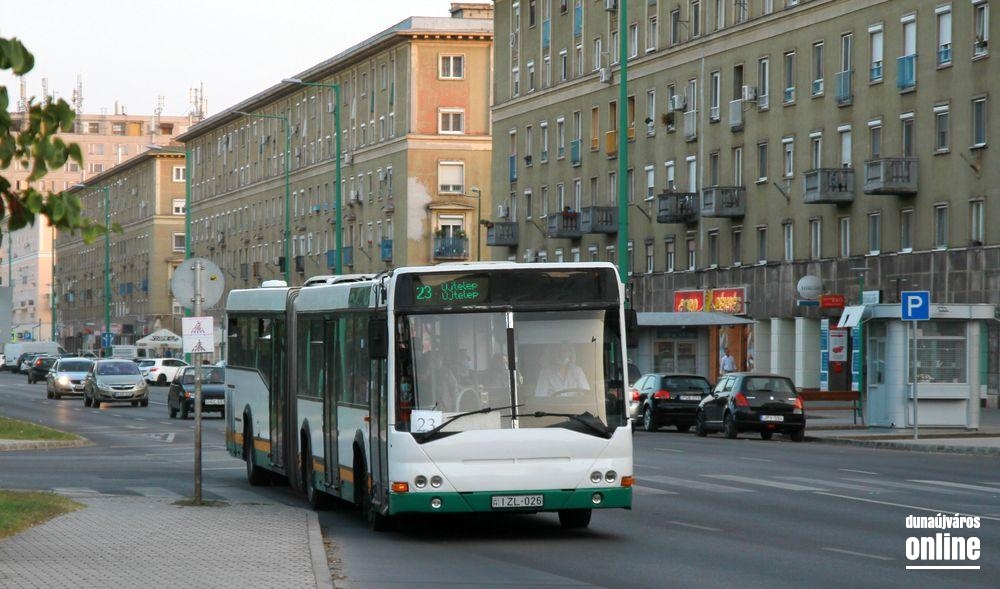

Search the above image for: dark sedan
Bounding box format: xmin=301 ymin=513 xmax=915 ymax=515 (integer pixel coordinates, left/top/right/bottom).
xmin=631 ymin=373 xmax=712 ymax=432
xmin=27 ymin=355 xmax=57 ymax=384
xmin=168 ymin=366 xmax=226 ymax=419
xmin=695 ymin=373 xmax=806 ymax=441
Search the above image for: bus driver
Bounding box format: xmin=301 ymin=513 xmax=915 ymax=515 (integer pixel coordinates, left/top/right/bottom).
xmin=534 ymin=344 xmax=590 ymax=398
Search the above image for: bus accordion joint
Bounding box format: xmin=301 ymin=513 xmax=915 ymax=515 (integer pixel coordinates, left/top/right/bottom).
xmin=621 ymin=476 xmax=634 ymax=488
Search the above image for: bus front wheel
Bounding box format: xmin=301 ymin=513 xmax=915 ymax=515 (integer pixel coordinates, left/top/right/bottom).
xmin=245 ymin=425 xmax=268 ymax=486
xmin=558 ymin=509 xmax=592 ymax=529
xmin=355 ymin=453 xmax=393 ymax=532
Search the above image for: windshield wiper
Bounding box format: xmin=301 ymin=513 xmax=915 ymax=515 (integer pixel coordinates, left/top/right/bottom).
xmin=519 ymin=411 xmax=612 ymax=439
xmin=412 ymin=404 xmax=524 ymax=443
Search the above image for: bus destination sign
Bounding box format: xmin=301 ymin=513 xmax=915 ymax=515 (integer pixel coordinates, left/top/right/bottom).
xmin=412 ymin=274 xmax=489 ymax=305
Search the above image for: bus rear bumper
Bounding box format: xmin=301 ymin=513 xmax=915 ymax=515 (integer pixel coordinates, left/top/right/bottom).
xmin=388 ymin=487 xmax=632 ymax=515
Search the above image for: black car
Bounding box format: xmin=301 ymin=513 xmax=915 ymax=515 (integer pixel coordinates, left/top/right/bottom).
xmin=168 ymin=366 xmax=226 ymax=419
xmin=632 ymin=373 xmax=712 ymax=432
xmin=27 ymin=355 xmax=57 ymax=384
xmin=15 ymin=353 xmax=42 ymax=374
xmin=695 ymin=373 xmax=806 ymax=441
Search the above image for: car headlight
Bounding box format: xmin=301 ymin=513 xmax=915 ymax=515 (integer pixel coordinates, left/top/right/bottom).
xmin=97 ymin=381 xmax=112 ymax=391
xmin=56 ymin=376 xmax=71 ymax=386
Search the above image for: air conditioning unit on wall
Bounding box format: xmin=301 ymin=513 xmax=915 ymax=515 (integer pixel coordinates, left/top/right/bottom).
xmin=741 ymin=85 xmax=758 ymax=102
xmin=669 ymin=95 xmax=687 ymax=111
xmin=497 ymin=205 xmax=509 ymax=219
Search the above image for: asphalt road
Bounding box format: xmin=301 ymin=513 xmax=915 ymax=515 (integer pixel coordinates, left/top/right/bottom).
xmin=1 ymin=371 xmax=997 ymax=588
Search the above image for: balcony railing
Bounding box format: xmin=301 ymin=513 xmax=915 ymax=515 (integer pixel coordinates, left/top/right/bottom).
xmin=897 ymin=54 xmax=916 ymax=90
xmin=863 ymin=157 xmax=919 ymax=195
xmin=835 ymin=70 xmax=853 ymax=105
xmin=508 ymin=155 xmax=517 ymax=183
xmin=486 ymin=222 xmax=519 ymax=247
xmin=570 ymin=139 xmax=582 ymax=166
xmin=656 ymin=191 xmax=699 ymax=224
xmin=433 ymin=236 xmax=470 ymax=260
xmin=784 ymin=86 xmax=795 ymax=103
xmin=701 ymin=186 xmax=746 ymax=218
xmin=803 ymin=168 xmax=855 ymax=204
xmin=380 ymin=239 xmax=393 ymax=262
xmin=328 ymin=246 xmax=354 ymax=268
xmin=547 ymin=211 xmax=583 ymax=239
xmin=870 ymin=61 xmax=883 ymax=81
xmin=684 ymin=110 xmax=697 ymax=141
xmin=729 ymin=99 xmax=743 ymax=131
xmin=580 ymin=206 xmax=618 ymax=234
xmin=605 ymin=130 xmax=617 ymax=156
xmin=938 ymin=44 xmax=952 ymax=65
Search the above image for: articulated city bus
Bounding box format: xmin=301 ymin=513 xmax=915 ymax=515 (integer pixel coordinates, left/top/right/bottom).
xmin=224 ymin=262 xmax=634 ymax=530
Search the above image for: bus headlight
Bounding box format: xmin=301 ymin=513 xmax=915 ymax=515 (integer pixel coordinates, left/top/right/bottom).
xmin=414 ymin=475 xmax=427 ymax=488
xmin=430 ymin=475 xmax=442 ymax=488
xmin=590 ymin=471 xmax=603 ymax=484
xmin=604 ymin=470 xmax=617 ymax=483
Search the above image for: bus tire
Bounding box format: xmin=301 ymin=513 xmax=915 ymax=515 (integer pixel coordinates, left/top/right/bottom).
xmin=244 ymin=424 xmax=268 ymax=486
xmin=558 ymin=509 xmax=592 ymax=529
xmin=355 ymin=451 xmax=393 ymax=532
xmin=302 ymin=440 xmax=326 ymax=510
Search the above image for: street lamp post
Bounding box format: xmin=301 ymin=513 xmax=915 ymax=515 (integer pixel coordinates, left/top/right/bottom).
xmin=281 ymin=78 xmax=343 ymax=274
xmin=468 ymin=187 xmax=482 ymax=261
xmin=851 ymin=266 xmax=871 ymax=423
xmin=102 ymin=185 xmax=111 ymax=354
xmin=236 ymin=111 xmax=292 ymax=283
xmin=616 ymin=0 xmax=630 ymax=285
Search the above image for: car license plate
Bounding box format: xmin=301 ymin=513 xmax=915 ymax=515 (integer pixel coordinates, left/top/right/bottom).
xmin=760 ymin=415 xmax=784 ymax=422
xmin=114 ymin=392 xmax=131 ymax=398
xmin=205 ymin=399 xmax=224 ymax=406
xmin=491 ymin=494 xmax=543 ymax=509
xmin=679 ymin=394 xmax=701 ymax=401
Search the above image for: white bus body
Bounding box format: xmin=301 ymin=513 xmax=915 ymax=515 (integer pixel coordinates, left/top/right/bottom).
xmin=225 ymin=263 xmax=634 ymax=530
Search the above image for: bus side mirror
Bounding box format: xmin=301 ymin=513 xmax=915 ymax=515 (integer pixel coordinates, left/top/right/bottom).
xmin=625 ymin=308 xmax=638 ymax=347
xmin=369 ymin=315 xmax=388 ymax=359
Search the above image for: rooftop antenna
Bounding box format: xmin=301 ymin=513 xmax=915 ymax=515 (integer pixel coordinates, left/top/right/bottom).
xmin=151 ymin=95 xmax=164 ymax=143
xmin=41 ymin=77 xmax=49 ymax=101
xmin=72 ymin=75 xmax=84 ymax=133
xmin=17 ymin=78 xmax=27 ymax=112
xmin=188 ymin=83 xmax=207 ymax=123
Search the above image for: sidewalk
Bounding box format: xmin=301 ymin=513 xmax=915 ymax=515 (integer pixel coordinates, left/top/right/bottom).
xmin=0 ymin=492 xmax=335 ymax=589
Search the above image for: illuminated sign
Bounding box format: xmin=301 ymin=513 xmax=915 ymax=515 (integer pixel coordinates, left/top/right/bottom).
xmin=709 ymin=287 xmax=747 ymax=314
xmin=674 ymin=290 xmax=706 ymax=312
xmin=820 ymin=294 xmax=846 ymax=309
xmin=412 ymin=275 xmax=490 ymax=306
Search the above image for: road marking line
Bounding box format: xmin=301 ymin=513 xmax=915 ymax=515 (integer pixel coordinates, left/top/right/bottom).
xmin=822 ymin=547 xmax=894 ymax=561
xmin=839 ymin=468 xmax=879 ymax=475
xmin=201 ymin=466 xmax=245 ymax=471
xmin=909 ymin=479 xmax=1000 ymax=494
xmin=738 ymin=457 xmax=773 ymax=463
xmin=651 ymin=448 xmax=684 ymax=453
xmin=632 ymin=485 xmax=678 ymax=496
xmin=641 ymin=475 xmax=753 ymax=493
xmin=704 ymin=474 xmax=826 ymax=492
xmin=128 ymin=486 xmax=184 ymax=499
xmin=779 ymin=476 xmax=881 ymax=493
xmin=814 ymin=492 xmax=1000 ymax=522
xmin=667 ymin=520 xmax=721 ymax=532
xmin=843 ymin=478 xmax=975 ymax=495
xmin=634 ymin=463 xmax=667 ymax=470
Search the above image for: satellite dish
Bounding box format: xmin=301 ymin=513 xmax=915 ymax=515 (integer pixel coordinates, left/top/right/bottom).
xmin=171 ymin=257 xmax=225 ymax=311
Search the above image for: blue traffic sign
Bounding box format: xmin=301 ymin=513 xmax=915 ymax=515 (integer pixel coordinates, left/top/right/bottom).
xmin=101 ymin=332 xmax=114 ymax=347
xmin=901 ymin=291 xmax=930 ymax=321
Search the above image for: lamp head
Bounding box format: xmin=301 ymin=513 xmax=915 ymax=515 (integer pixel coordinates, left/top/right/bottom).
xmin=282 ymin=78 xmax=304 ymax=84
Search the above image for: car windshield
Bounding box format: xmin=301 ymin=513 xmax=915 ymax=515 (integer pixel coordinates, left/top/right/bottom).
xmin=744 ymin=377 xmax=796 ymax=394
xmin=39 ymin=357 xmax=57 ymax=368
xmin=182 ymin=367 xmax=225 ymax=384
xmin=137 ymin=360 xmax=155 ymax=368
xmin=395 ymin=309 xmax=626 ymax=437
xmin=59 ymin=360 xmax=94 ymax=372
xmin=662 ymin=376 xmax=711 ymax=393
xmin=97 ymin=362 xmax=141 ymax=376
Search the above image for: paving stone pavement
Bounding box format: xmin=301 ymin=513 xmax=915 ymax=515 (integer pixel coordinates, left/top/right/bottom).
xmin=0 ymin=495 xmax=334 ymax=589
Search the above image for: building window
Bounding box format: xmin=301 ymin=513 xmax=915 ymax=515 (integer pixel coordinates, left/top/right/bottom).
xmin=809 ymin=133 xmax=822 ymax=169
xmin=972 ymin=97 xmax=988 ymax=147
xmin=937 ymin=6 xmax=952 ymax=65
xmin=686 ymin=237 xmax=696 ymax=270
xmin=665 ymin=160 xmax=676 ymax=189
xmin=172 ymin=233 xmax=185 ymax=252
xmin=934 ymin=204 xmax=949 ymax=248
xmin=172 ymin=199 xmax=186 ymax=215
xmin=707 ymin=230 xmax=719 ymax=267
xmin=645 ymin=242 xmax=655 ymax=273
xmin=710 ymin=71 xmax=721 ymax=121
xmin=900 ymin=208 xmax=914 ymax=251
xmin=732 ymin=227 xmax=742 ymax=266
xmin=782 ymin=223 xmax=794 ymax=261
xmin=758 ymin=57 xmax=770 ymax=108
xmin=869 ymin=25 xmax=884 ymax=81
xmin=648 ymin=11 xmax=659 ymax=51
xmin=901 ymin=115 xmax=915 ymax=157
xmin=690 ymin=0 xmax=702 ymax=37
xmin=839 ymin=126 xmax=853 ymax=166
xmin=782 ymin=137 xmax=794 ymax=177
xmin=645 ymin=166 xmax=656 ymax=199
xmin=756 ymin=226 xmax=767 ymax=264
xmin=665 ymin=238 xmax=676 ymax=272
xmin=440 ymin=55 xmax=464 ymax=79
xmin=974 ymin=1 xmax=990 ymax=57
xmin=439 ymin=109 xmax=465 ymax=134
xmin=783 ymin=50 xmax=796 ymax=103
xmin=970 ymin=200 xmax=985 ymax=245
xmin=809 ymin=219 xmax=821 ymax=259
xmin=172 ymin=166 xmax=186 ymax=182
xmin=934 ymin=105 xmax=949 ymax=152
xmin=869 ymin=123 xmax=882 ymax=158
xmin=526 ymin=62 xmax=535 ymax=92
xmin=811 ymin=41 xmax=824 ymax=95
xmin=757 ymin=142 xmax=768 ymax=181
xmin=540 ymin=122 xmax=549 ymax=162
xmin=670 ymin=9 xmax=681 ymax=45
xmin=868 ymin=212 xmax=881 ymax=254
xmin=839 ymin=217 xmax=851 ymax=257
xmin=438 ymin=161 xmax=464 ymax=194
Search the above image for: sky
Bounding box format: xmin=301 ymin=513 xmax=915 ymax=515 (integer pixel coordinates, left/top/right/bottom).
xmin=0 ymin=0 xmax=455 ymax=117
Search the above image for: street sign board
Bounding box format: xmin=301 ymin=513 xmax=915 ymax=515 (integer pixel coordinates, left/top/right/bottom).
xmin=171 ymin=258 xmax=225 ymax=311
xmin=820 ymin=294 xmax=846 ymax=308
xmin=182 ymin=317 xmax=215 ymax=354
xmin=901 ymin=290 xmax=930 ymax=321
xmin=101 ymin=332 xmax=114 ymax=347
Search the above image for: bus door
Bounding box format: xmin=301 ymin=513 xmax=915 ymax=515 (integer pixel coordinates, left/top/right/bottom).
xmin=368 ymin=313 xmax=389 ymax=510
xmin=269 ymin=304 xmax=292 ymax=473
xmin=323 ymin=316 xmax=340 ymax=489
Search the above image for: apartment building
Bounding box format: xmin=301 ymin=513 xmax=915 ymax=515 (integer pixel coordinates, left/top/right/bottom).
xmin=59 ymin=149 xmax=187 ymax=353
xmin=175 ymin=4 xmax=493 ymax=313
xmin=3 ymin=109 xmax=192 ymax=345
xmin=490 ymin=0 xmax=997 ymax=410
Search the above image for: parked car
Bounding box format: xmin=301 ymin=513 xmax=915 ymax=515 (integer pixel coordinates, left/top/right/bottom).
xmin=27 ymin=355 xmax=58 ymax=384
xmin=695 ymin=373 xmax=806 ymax=441
xmin=137 ymin=358 xmax=189 ymax=385
xmin=168 ymin=366 xmax=226 ymax=419
xmin=46 ymin=358 xmax=95 ymax=399
xmin=630 ymin=373 xmax=712 ymax=432
xmin=83 ymin=359 xmax=149 ymax=408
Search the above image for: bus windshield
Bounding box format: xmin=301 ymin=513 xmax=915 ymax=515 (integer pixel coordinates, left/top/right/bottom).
xmin=395 ymin=309 xmax=626 ymax=437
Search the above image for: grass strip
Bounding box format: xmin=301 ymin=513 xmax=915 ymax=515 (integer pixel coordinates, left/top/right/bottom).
xmin=0 ymin=416 xmax=79 ymax=441
xmin=0 ymin=490 xmax=83 ymax=538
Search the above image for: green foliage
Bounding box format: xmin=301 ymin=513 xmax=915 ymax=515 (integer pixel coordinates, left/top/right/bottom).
xmin=0 ymin=36 xmax=110 ymax=245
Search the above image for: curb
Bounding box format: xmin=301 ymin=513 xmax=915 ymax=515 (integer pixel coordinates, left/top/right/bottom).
xmin=306 ymin=508 xmax=336 ymax=589
xmin=809 ymin=436 xmax=1000 ymax=456
xmin=0 ymin=438 xmax=93 ymax=452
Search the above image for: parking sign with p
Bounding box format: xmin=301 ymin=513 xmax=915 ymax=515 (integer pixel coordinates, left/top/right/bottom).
xmin=901 ymin=290 xmax=930 ymax=321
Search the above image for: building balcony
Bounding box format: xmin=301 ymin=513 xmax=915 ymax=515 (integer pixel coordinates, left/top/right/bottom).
xmin=486 ymin=222 xmax=519 ymax=247
xmin=433 ymin=236 xmax=469 ymax=260
xmin=897 ymin=54 xmax=916 ymax=91
xmin=728 ymin=99 xmax=743 ymax=131
xmin=580 ymin=206 xmax=618 ymax=234
xmin=804 ymin=168 xmax=855 ymax=204
xmin=835 ymin=70 xmax=853 ymax=105
xmin=605 ymin=130 xmax=617 ymax=156
xmin=683 ymin=110 xmax=697 ymax=141
xmin=700 ymin=186 xmax=746 ymax=218
xmin=547 ymin=211 xmax=583 ymax=239
xmin=863 ymin=158 xmax=919 ymax=195
xmin=570 ymin=139 xmax=582 ymax=166
xmin=380 ymin=239 xmax=393 ymax=262
xmin=656 ymin=191 xmax=699 ymax=224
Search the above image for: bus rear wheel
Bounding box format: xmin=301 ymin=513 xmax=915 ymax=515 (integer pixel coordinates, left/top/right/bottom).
xmin=558 ymin=509 xmax=592 ymax=529
xmin=244 ymin=426 xmax=268 ymax=486
xmin=302 ymin=442 xmax=326 ymax=509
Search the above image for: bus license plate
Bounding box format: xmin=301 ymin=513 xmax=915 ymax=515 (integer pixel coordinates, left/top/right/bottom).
xmin=491 ymin=494 xmax=543 ymax=509
xmin=760 ymin=415 xmax=784 ymax=422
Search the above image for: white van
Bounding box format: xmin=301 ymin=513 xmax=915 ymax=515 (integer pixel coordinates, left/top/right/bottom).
xmin=3 ymin=341 xmax=68 ymax=371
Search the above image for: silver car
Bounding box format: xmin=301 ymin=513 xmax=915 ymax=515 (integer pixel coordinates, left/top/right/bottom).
xmin=83 ymin=359 xmax=149 ymax=408
xmin=46 ymin=358 xmax=94 ymax=399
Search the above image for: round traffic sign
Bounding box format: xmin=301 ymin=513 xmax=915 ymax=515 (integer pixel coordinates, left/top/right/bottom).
xmin=171 ymin=257 xmax=226 ymax=311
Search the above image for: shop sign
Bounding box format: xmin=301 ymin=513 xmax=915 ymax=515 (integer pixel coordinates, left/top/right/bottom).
xmin=820 ymin=294 xmax=846 ymax=308
xmin=709 ymin=287 xmax=747 ymax=314
xmin=674 ymin=290 xmax=706 ymax=312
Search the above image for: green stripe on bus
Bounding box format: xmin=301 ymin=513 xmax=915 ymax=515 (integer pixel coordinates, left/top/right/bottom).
xmin=388 ymin=487 xmax=632 ymax=515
